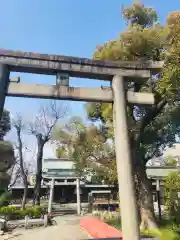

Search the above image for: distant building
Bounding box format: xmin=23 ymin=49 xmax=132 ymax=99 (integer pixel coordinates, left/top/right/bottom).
xmin=146 ymin=166 xmax=179 ymax=180
xmin=147 ymin=143 xmax=180 ymax=167
xmin=42 ymin=158 xmax=77 ymax=180
xmin=10 ymin=143 xmax=180 ymax=211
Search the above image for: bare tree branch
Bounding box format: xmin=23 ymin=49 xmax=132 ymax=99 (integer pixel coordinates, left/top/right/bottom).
xmin=12 ymin=113 xmax=29 ymax=209
xmin=28 ymin=100 xmax=69 ymax=205
xmin=29 ymin=101 xmax=68 ymax=141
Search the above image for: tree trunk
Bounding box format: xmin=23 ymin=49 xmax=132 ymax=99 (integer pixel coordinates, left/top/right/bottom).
xmin=16 ymin=128 xmax=28 ymax=210
xmin=34 ymin=169 xmax=42 ymax=205
xmin=130 ymin=133 xmax=158 ymax=231
xmin=21 ymin=177 xmax=28 ymax=210
xmin=135 ymin=165 xmax=158 ymax=231
xmin=33 ymin=135 xmax=44 ymax=206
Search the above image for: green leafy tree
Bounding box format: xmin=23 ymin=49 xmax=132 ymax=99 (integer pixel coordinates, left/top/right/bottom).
xmin=0 ymin=110 xmax=11 ymax=140
xmin=0 ymin=110 xmax=14 ymax=197
xmin=53 ymin=116 xmax=86 ymax=159
xmin=0 ymin=141 xmax=15 ymax=198
xmin=164 ymin=156 xmax=177 ymax=166
xmin=164 ymin=171 xmax=180 ymax=222
xmin=86 ymin=2 xmax=180 ymax=230
xmin=54 ymin=117 xmax=117 ymax=183
xmin=56 ymin=146 xmax=69 ymax=158
xmin=72 ymin=124 xmax=116 ymax=181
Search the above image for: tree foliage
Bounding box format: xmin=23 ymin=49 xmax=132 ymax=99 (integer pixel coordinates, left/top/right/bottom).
xmin=0 ymin=110 xmax=11 ymax=140
xmin=0 ymin=141 xmax=15 ymax=195
xmin=55 ymin=3 xmax=180 ymax=228
xmin=164 ymin=156 xmax=177 ymax=166
xmin=87 ymin=2 xmax=180 ymax=177
xmin=0 ymin=141 xmax=14 ymax=171
xmin=86 ymin=2 xmax=180 ymax=228
xmin=0 ymin=109 xmax=13 ymax=194
xmin=53 ymin=116 xmax=86 ymax=159
xmin=55 ymin=116 xmax=117 ymax=183
xmin=72 ymin=124 xmax=116 ymax=181
xmin=164 ymin=171 xmax=180 ymax=222
xmin=56 ymin=146 xmax=68 ymax=158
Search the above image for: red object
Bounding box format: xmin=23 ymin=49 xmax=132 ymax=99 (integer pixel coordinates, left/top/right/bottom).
xmin=80 ymin=217 xmax=122 ymax=239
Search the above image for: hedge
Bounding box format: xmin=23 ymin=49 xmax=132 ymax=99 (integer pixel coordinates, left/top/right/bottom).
xmin=0 ymin=205 xmax=47 ymax=220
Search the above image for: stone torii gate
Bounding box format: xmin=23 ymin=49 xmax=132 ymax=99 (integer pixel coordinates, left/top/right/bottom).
xmin=0 ymin=49 xmax=162 ymax=240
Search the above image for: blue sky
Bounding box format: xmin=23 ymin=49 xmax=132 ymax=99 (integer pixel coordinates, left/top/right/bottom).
xmin=1 ymin=0 xmax=180 ymax=162
xmin=2 ymin=0 xmax=179 ymax=121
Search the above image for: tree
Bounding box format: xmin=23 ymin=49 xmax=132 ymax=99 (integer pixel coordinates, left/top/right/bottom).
xmin=56 ymin=146 xmax=69 ymax=158
xmin=53 ymin=116 xmax=86 ymax=161
xmin=54 ymin=116 xmax=117 ymax=183
xmin=73 ymin=125 xmax=117 ymax=182
xmin=29 ymin=101 xmax=68 ymax=205
xmin=12 ymin=114 xmax=29 ymax=209
xmin=0 ymin=109 xmax=13 ymax=193
xmin=164 ymin=156 xmax=177 ymax=166
xmin=0 ymin=141 xmax=15 ymax=194
xmin=86 ymin=2 xmax=180 ymax=230
xmin=164 ymin=171 xmax=180 ymax=223
xmin=0 ymin=109 xmax=11 ymax=140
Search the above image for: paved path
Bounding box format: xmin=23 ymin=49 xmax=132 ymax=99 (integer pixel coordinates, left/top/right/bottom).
xmin=2 ymin=215 xmax=89 ymax=240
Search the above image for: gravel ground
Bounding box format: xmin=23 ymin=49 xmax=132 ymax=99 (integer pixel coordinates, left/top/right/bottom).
xmin=1 ymin=215 xmax=89 ymax=240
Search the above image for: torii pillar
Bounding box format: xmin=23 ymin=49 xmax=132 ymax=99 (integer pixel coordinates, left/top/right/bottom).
xmin=0 ymin=64 xmax=9 ymax=119
xmin=112 ymin=75 xmax=140 ymax=240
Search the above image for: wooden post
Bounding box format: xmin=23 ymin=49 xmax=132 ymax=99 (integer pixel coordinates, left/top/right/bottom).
xmin=0 ymin=64 xmax=9 ymax=120
xmin=112 ymin=75 xmax=140 ymax=240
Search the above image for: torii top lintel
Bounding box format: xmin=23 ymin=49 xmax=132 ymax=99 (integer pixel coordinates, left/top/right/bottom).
xmin=0 ymin=49 xmax=163 ymax=80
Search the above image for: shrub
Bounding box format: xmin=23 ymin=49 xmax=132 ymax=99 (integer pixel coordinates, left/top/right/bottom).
xmin=142 ymin=228 xmax=180 ymax=240
xmin=0 ymin=191 xmax=12 ymax=207
xmin=92 ymin=210 xmax=121 ymax=223
xmin=0 ymin=205 xmax=47 ymax=220
xmin=31 ymin=206 xmax=46 ymax=217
